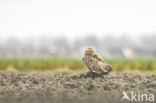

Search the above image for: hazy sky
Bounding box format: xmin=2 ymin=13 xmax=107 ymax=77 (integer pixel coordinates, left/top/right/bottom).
xmin=0 ymin=0 xmax=156 ymax=40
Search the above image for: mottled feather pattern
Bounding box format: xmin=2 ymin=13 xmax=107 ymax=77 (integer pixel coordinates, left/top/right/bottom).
xmin=82 ymin=48 xmax=112 ymax=74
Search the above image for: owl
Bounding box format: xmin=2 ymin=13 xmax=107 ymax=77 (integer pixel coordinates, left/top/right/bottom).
xmin=82 ymin=48 xmax=112 ymax=74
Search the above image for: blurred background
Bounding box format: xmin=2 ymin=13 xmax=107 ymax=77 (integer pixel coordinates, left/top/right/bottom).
xmin=0 ymin=0 xmax=156 ymax=73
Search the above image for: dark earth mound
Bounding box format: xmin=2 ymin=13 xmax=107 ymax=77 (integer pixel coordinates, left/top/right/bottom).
xmin=0 ymin=73 xmax=156 ymax=103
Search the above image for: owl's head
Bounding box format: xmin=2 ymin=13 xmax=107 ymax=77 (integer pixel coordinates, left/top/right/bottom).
xmin=84 ymin=48 xmax=95 ymax=56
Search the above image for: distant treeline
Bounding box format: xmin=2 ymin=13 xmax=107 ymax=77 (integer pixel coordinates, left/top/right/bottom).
xmin=0 ymin=34 xmax=156 ymax=57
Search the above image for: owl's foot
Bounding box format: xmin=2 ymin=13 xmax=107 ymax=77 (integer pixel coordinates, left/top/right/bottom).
xmin=86 ymin=72 xmax=104 ymax=78
xmin=101 ymin=72 xmax=109 ymax=75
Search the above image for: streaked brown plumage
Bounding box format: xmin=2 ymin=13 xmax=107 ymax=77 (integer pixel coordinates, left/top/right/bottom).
xmin=82 ymin=48 xmax=112 ymax=74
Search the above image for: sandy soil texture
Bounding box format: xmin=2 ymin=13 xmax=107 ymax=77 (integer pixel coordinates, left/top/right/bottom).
xmin=0 ymin=73 xmax=156 ymax=103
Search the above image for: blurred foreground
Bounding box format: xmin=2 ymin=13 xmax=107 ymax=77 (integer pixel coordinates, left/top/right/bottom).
xmin=0 ymin=73 xmax=155 ymax=103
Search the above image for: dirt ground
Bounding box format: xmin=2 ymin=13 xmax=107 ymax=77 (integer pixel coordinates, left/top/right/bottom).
xmin=0 ymin=72 xmax=156 ymax=103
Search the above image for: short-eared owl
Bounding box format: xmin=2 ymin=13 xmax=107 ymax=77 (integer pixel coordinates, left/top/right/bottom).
xmin=82 ymin=48 xmax=112 ymax=74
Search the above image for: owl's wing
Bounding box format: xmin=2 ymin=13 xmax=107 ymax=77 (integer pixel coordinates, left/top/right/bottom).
xmin=97 ymin=61 xmax=110 ymax=73
xmin=83 ymin=56 xmax=111 ymax=74
xmin=87 ymin=57 xmax=105 ymax=74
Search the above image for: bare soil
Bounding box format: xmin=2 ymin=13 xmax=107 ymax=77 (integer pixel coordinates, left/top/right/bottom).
xmin=0 ymin=72 xmax=156 ymax=103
